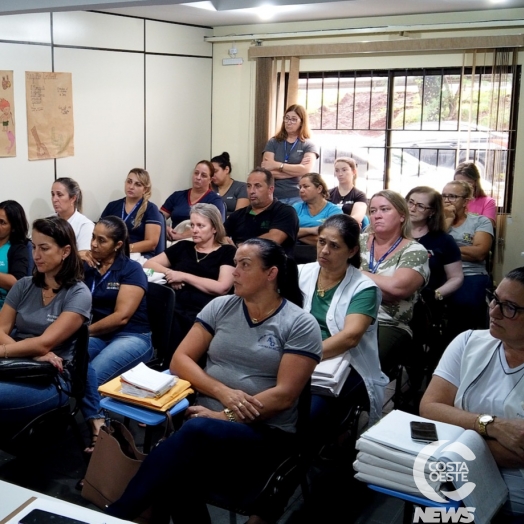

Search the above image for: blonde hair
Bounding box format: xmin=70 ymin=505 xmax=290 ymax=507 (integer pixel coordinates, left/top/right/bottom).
xmin=370 ymin=189 xmax=412 ymax=239
xmin=127 ymin=168 xmax=152 ymax=229
xmin=444 ymin=180 xmax=473 ymax=200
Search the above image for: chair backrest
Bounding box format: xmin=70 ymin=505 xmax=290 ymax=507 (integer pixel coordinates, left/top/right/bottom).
xmin=146 ymin=282 xmax=176 ymax=369
xmin=26 ymin=239 xmax=34 ymax=276
xmin=153 ymin=213 xmax=167 ymax=257
xmin=67 ymin=323 xmax=90 ymax=402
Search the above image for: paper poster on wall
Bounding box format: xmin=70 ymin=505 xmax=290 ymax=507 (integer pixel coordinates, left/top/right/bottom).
xmin=0 ymin=71 xmax=16 ymax=157
xmin=25 ymin=72 xmax=74 ymax=160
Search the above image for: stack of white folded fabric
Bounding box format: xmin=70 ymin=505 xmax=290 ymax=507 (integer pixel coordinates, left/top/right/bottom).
xmin=353 ymin=410 xmax=508 ymax=524
xmin=311 ymin=351 xmax=351 ymax=397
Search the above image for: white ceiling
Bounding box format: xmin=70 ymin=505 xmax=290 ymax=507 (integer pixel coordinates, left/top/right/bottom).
xmin=98 ymin=0 xmax=524 ymax=27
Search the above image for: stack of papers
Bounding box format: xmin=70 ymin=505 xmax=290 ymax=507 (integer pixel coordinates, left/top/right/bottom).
xmin=120 ymin=363 xmax=177 ymax=398
xmin=311 ymin=351 xmax=352 ymax=396
xmin=353 ymin=410 xmax=507 ymax=524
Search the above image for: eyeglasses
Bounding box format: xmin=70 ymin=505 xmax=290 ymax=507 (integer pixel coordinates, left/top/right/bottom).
xmin=283 ymin=116 xmax=300 ymax=124
xmin=442 ymin=194 xmax=465 ymax=202
xmin=486 ymin=289 xmax=524 ymax=319
xmin=407 ymin=199 xmax=432 ymax=212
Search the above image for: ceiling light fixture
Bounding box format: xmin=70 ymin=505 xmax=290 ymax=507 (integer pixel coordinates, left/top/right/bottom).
xmin=256 ymin=4 xmax=275 ymax=21
xmin=181 ymin=1 xmax=216 ymax=11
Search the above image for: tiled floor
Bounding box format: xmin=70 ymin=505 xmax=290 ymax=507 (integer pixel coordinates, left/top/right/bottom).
xmin=0 ymin=385 xmax=408 ymax=524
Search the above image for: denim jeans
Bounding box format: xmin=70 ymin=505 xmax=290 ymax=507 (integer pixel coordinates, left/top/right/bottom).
xmin=0 ymin=376 xmax=68 ymax=424
xmin=107 ymin=417 xmax=295 ymax=523
xmin=81 ymin=331 xmax=153 ymax=420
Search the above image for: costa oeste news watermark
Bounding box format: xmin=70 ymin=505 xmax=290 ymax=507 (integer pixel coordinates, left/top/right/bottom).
xmin=412 ymin=440 xmax=476 ymax=523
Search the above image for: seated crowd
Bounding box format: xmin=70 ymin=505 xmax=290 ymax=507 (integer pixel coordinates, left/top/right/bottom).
xmin=1 ymin=141 xmax=519 ymax=523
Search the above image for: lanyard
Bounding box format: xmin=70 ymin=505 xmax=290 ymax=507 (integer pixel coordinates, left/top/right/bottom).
xmin=91 ymin=270 xmax=112 ymax=294
xmin=369 ymin=236 xmax=403 ymax=274
xmin=122 ymin=199 xmax=142 ymax=224
xmin=284 ymin=138 xmax=299 ymax=163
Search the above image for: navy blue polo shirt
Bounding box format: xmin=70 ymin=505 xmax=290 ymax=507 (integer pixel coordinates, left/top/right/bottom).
xmin=84 ymin=255 xmax=149 ymax=337
xmin=101 ymin=198 xmax=163 ymax=258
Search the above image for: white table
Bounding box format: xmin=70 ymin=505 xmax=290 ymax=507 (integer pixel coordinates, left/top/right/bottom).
xmin=0 ymin=480 xmax=132 ymax=523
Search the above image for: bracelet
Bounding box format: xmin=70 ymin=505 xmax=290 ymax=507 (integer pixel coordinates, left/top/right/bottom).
xmin=130 ymin=244 xmax=134 ymax=253
xmin=2 ymin=344 xmax=7 ymax=358
xmin=224 ymin=408 xmax=236 ymax=422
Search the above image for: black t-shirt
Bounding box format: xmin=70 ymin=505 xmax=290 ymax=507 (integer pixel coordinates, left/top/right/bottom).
xmin=224 ymin=201 xmax=299 ymax=257
xmin=165 ymin=241 xmax=236 ymax=318
xmin=328 ymin=186 xmax=367 ymax=216
xmin=414 ymin=231 xmax=461 ymax=290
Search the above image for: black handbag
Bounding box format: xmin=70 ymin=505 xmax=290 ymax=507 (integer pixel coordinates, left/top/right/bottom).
xmin=0 ymin=358 xmax=58 ymax=383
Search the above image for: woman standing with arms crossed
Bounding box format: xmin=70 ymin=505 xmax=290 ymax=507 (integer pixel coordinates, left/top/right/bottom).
xmin=261 ymin=104 xmax=319 ymax=205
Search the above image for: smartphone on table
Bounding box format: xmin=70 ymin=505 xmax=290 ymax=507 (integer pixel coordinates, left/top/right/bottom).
xmin=410 ymin=421 xmax=438 ymax=443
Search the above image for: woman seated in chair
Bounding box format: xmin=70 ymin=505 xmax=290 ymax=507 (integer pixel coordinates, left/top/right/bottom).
xmin=144 ymin=203 xmax=235 ymax=350
xmin=406 ymin=186 xmax=463 ymax=304
xmin=211 ymin=151 xmax=248 ymax=217
xmin=443 ymin=180 xmax=493 ymax=342
xmin=0 ymin=200 xmax=30 ymax=308
xmin=161 ymin=160 xmax=225 ymax=241
xmin=420 ymin=267 xmax=524 ymax=519
xmin=107 ymin=238 xmax=322 ymax=524
xmin=0 ymin=217 xmax=91 ymax=424
xmin=294 ymin=173 xmax=342 ymax=246
xmin=82 ymin=216 xmax=153 ymax=452
xmin=359 ymin=190 xmax=429 ymax=378
xmin=298 ymin=215 xmax=388 ymax=440
xmin=98 ymin=168 xmax=163 ymax=259
xmin=328 ymin=157 xmax=368 ymax=228
xmin=51 ymin=177 xmax=94 ymax=252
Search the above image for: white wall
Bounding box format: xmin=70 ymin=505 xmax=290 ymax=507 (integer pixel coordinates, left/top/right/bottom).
xmin=210 ymin=8 xmax=524 ymax=281
xmin=0 ymin=10 xmax=213 ymax=224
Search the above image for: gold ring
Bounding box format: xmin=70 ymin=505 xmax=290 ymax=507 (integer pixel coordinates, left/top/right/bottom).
xmin=238 ymin=402 xmax=243 ymax=408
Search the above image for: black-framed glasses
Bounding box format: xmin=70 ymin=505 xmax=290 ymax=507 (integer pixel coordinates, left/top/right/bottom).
xmin=486 ymin=289 xmax=524 ymax=319
xmin=407 ymin=199 xmax=432 ymax=212
xmin=442 ymin=194 xmax=465 ymax=202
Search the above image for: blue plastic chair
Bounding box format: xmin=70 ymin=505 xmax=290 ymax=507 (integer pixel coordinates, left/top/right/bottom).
xmin=100 ymin=396 xmax=189 ymax=453
xmin=368 ymin=484 xmax=461 ymax=524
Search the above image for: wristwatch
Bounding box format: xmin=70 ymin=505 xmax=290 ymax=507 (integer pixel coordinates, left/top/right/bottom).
xmin=477 ymin=414 xmax=496 ymax=437
xmin=435 ymin=290 xmax=444 ymax=301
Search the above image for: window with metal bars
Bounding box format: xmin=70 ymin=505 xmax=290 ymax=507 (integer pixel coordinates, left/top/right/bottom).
xmin=297 ymin=67 xmax=519 ymax=212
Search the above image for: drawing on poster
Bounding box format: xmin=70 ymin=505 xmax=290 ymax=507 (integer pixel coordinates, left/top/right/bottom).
xmin=25 ymin=72 xmax=74 ymax=160
xmin=0 ymin=71 xmax=16 ymax=157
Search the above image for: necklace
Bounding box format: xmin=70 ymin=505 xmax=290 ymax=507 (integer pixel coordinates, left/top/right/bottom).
xmin=41 ymin=288 xmax=56 ymax=305
xmin=316 ymin=271 xmax=343 ymax=298
xmin=250 ymin=300 xmax=282 ymax=324
xmin=195 ymin=247 xmax=212 ymax=264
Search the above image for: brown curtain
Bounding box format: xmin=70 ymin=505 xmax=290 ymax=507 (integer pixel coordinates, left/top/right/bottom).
xmin=253 ymin=56 xmax=300 ymax=167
